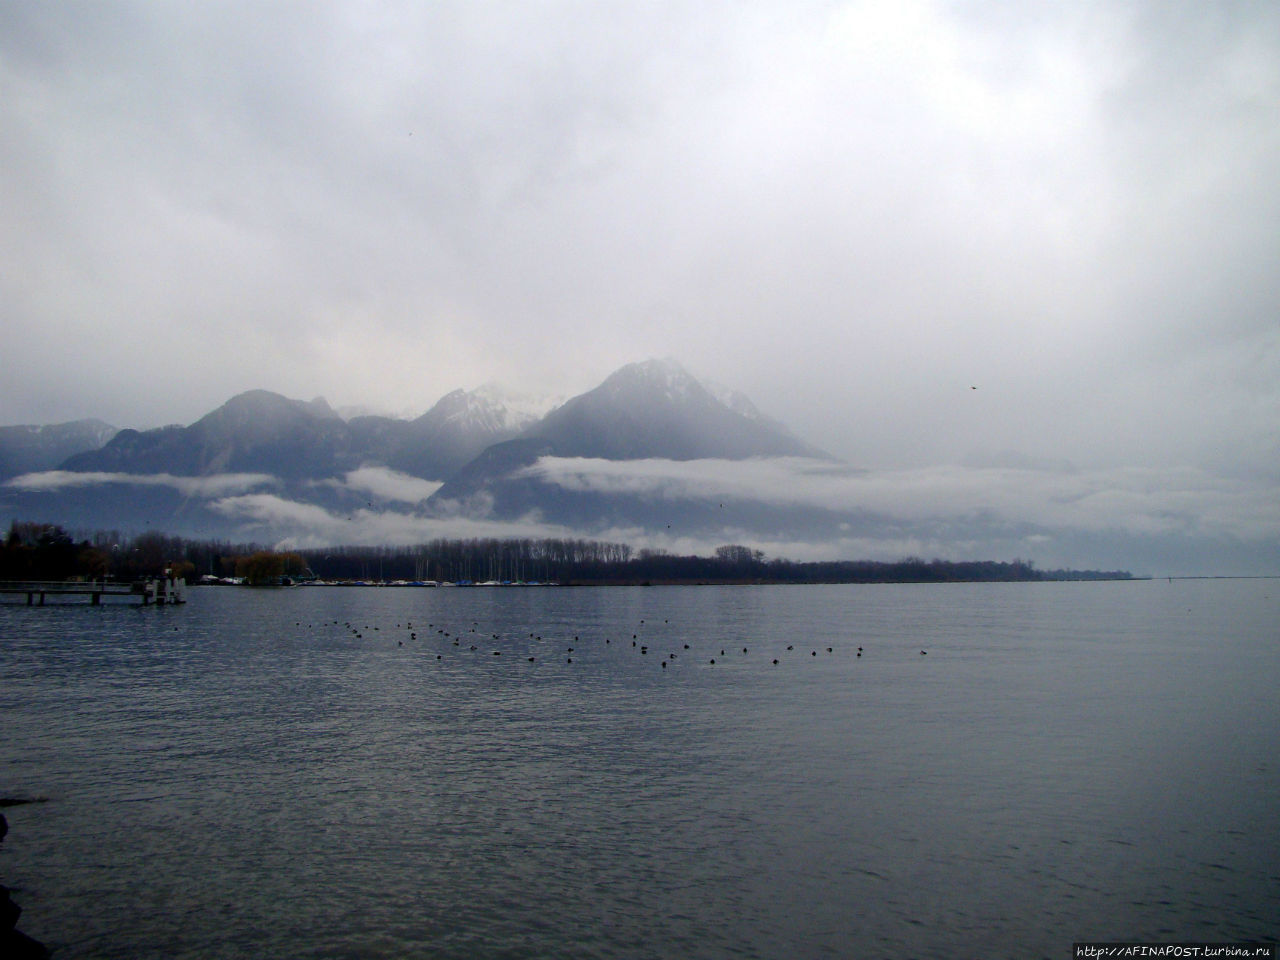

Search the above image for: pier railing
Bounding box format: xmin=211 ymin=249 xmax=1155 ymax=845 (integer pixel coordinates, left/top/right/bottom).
xmin=0 ymin=578 xmax=187 ymax=606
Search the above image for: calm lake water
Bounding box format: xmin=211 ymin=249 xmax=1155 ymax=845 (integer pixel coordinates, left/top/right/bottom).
xmin=1 ymin=580 xmax=1277 ymax=959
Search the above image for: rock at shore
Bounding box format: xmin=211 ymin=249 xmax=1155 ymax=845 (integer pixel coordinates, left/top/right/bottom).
xmin=1 ymin=884 xmax=50 ymax=959
xmin=0 ymin=805 xmax=52 ymax=960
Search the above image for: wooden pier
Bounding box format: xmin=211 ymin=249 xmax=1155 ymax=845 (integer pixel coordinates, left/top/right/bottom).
xmin=0 ymin=577 xmax=187 ymax=606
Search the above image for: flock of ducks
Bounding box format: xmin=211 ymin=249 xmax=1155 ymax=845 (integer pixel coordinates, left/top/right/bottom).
xmin=294 ymin=616 xmax=929 ymax=669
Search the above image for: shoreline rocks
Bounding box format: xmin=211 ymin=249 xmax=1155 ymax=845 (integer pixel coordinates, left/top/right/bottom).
xmin=0 ymin=804 xmax=53 ymax=960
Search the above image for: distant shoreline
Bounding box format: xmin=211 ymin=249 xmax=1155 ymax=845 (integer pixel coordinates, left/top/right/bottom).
xmin=197 ymin=574 xmax=1146 ymax=589
xmin=3 ymin=521 xmax=1151 ymax=587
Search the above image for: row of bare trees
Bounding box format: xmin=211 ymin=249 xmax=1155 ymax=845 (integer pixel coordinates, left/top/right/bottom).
xmin=298 ymin=537 xmax=634 ymax=583
xmin=2 ymin=520 xmax=1131 ymax=585
xmin=0 ymin=523 xmax=638 ymax=584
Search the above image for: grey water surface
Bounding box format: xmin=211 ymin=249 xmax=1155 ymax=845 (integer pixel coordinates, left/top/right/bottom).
xmin=2 ymin=580 xmax=1277 ymax=958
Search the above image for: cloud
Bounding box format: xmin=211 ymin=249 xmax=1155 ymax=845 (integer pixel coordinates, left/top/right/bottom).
xmin=1 ymin=1 xmax=1276 ymax=574
xmin=202 ymin=490 xmax=957 ymax=564
xmin=6 ymin=457 xmax=1274 ymax=574
xmin=5 ymin=470 xmax=275 ymax=497
xmin=97 ymin=454 xmax=1263 ymax=574
xmin=1 ymin=1 xmax=1276 ymax=483
xmin=519 ymin=456 xmax=1280 ymax=544
xmin=327 ymin=466 xmax=442 ymax=504
xmin=209 ymin=493 xmax=585 ymax=549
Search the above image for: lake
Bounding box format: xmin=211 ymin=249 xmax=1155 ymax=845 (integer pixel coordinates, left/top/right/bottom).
xmin=1 ymin=580 xmax=1277 ymax=958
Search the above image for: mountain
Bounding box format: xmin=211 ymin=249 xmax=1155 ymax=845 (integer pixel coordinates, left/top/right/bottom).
xmin=427 ymin=359 xmax=833 ymax=517
xmin=521 ymin=358 xmax=827 ymax=461
xmin=0 ymin=419 xmax=117 ymax=481
xmin=52 ymin=386 xmax=555 ymax=486
xmin=388 ymin=386 xmax=548 ymax=480
xmin=471 ymin=382 xmax=565 ymax=426
xmin=2 ymin=360 xmax=839 ymax=543
xmin=704 ymin=381 xmax=813 ymax=445
xmin=62 ymin=390 xmax=358 ymax=480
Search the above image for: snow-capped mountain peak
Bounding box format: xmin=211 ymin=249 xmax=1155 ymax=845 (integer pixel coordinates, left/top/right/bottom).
xmin=596 ymin=357 xmax=704 ymax=403
xmin=424 ymin=389 xmax=509 ymax=433
xmin=471 ymin=383 xmax=565 ymax=427
xmin=429 ymin=386 xmax=554 ymax=435
xmin=515 ymin=357 xmax=830 ymax=462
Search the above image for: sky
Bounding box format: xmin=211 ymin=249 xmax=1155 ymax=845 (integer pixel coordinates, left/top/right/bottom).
xmin=2 ymin=1 xmax=1278 ymax=572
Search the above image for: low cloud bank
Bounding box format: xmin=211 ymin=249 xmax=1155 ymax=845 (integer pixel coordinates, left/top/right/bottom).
xmin=7 ymin=459 xmax=1276 ymax=574
xmin=519 ymin=456 xmax=1280 ymax=544
xmin=326 ymin=466 xmax=443 ymax=504
xmin=209 ymin=493 xmax=580 ymax=549
xmin=5 ymin=470 xmax=275 ymax=497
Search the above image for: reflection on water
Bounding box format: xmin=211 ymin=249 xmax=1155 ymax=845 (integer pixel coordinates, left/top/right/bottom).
xmin=2 ymin=581 xmax=1277 ymax=958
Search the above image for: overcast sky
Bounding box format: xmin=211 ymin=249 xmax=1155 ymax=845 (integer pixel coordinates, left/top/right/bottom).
xmin=3 ymin=1 xmax=1277 ymax=483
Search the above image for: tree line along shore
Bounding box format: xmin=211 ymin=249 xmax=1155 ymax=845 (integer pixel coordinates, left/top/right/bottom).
xmin=2 ymin=521 xmax=1133 ymax=586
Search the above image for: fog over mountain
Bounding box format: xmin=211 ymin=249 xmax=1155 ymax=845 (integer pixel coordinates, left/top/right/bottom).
xmin=3 ymin=358 xmax=1276 ymax=576
xmin=3 ymin=359 xmax=833 ymax=540
xmin=0 ymin=419 xmax=118 ymax=481
xmin=64 ymin=391 xmax=352 ymax=480
xmin=386 ymin=385 xmax=550 ymax=481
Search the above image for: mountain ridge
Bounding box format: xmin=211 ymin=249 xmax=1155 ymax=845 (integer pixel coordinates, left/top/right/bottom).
xmin=0 ymin=419 xmax=119 ymax=481
xmin=2 ymin=359 xmax=837 ymax=542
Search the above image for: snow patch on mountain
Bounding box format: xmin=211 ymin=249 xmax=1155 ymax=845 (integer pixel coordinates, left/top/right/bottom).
xmin=704 ymin=381 xmax=768 ymax=423
xmin=335 ymin=403 xmax=422 ymax=421
xmin=472 ymin=382 xmax=565 ymax=424
xmin=598 ymin=357 xmax=699 ymax=403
